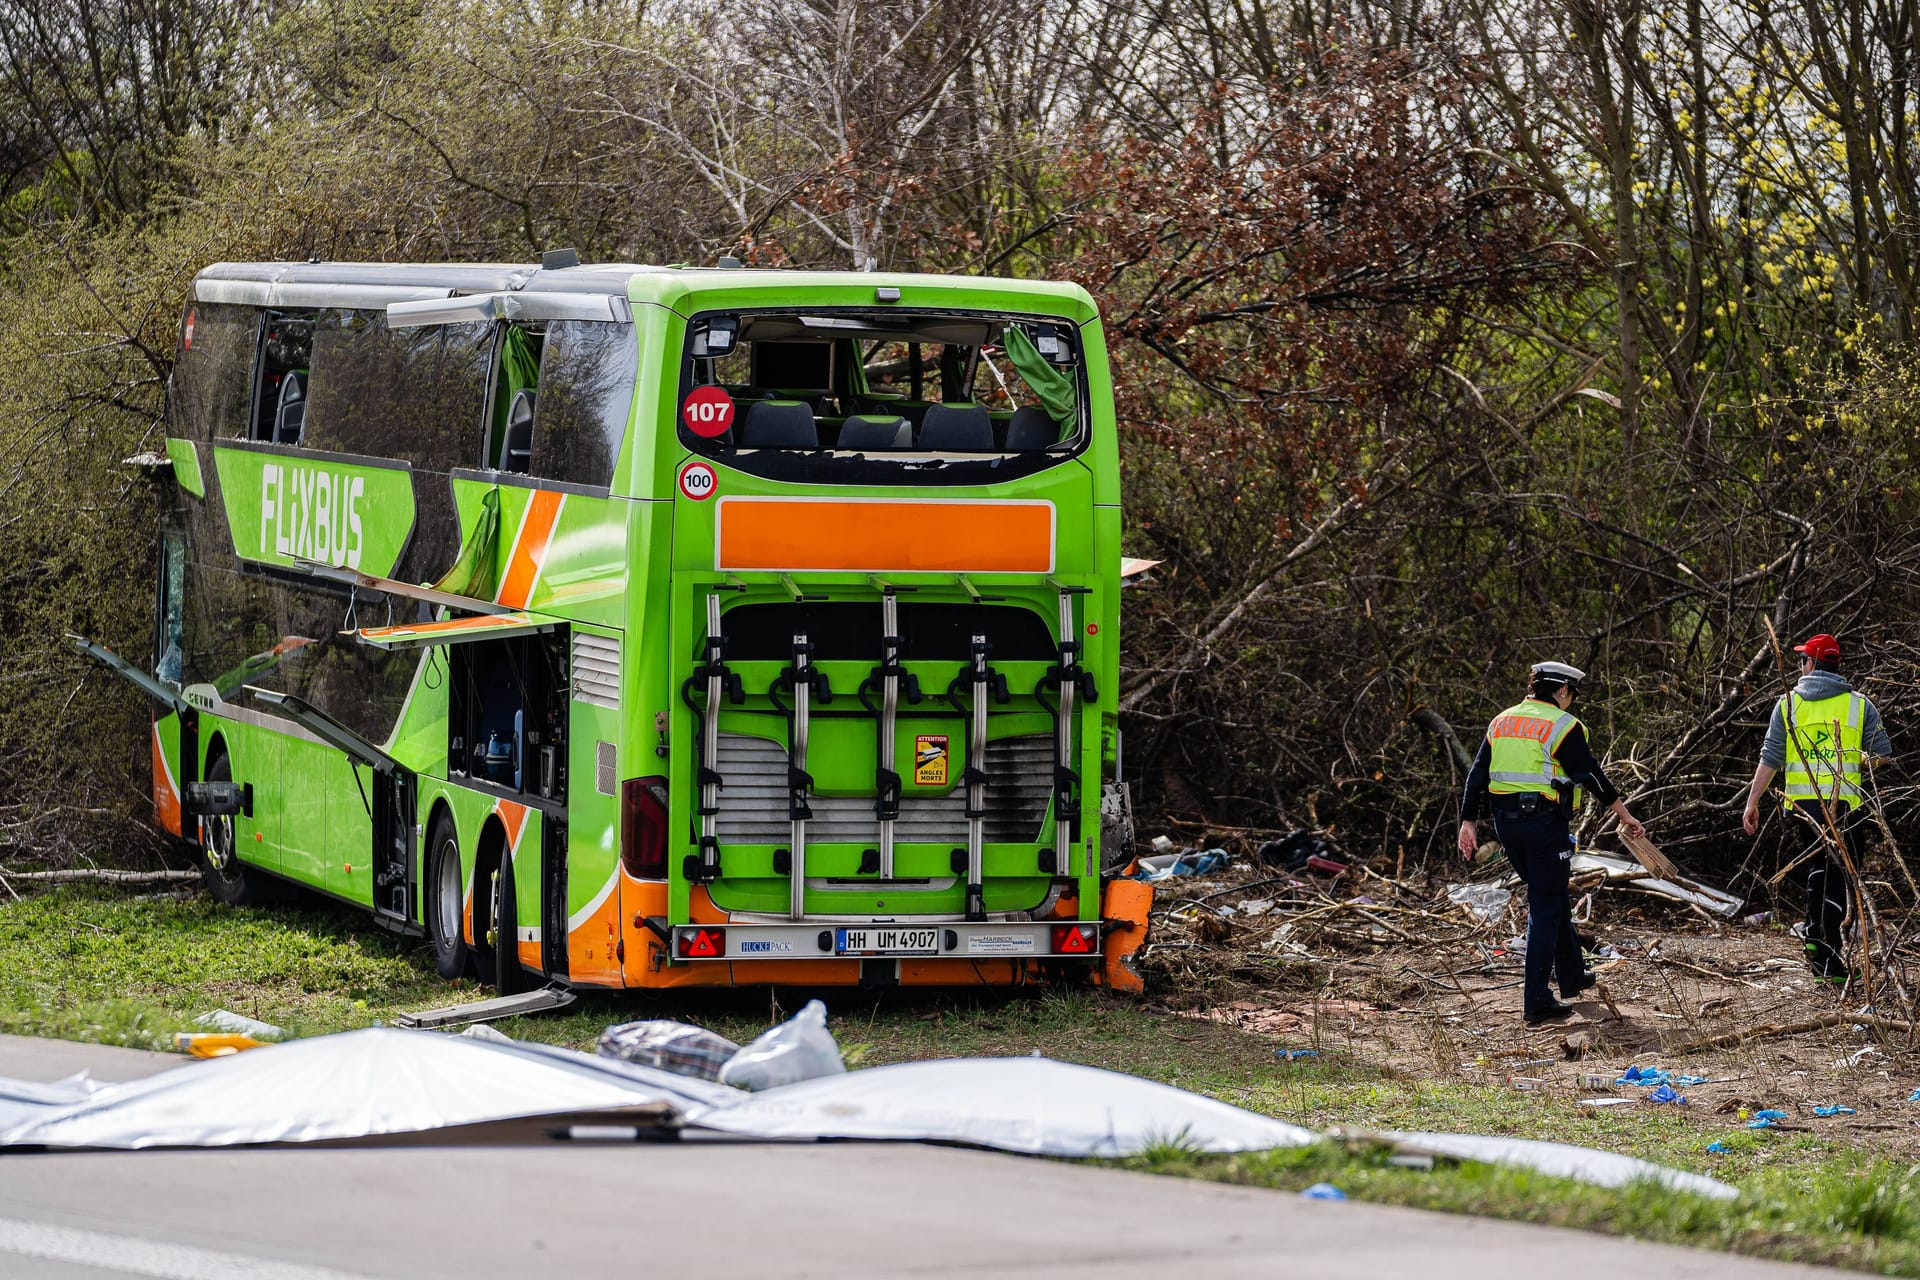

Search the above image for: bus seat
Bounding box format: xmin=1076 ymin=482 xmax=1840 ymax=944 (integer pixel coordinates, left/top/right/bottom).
xmin=1005 ymin=405 xmax=1059 ymax=451
xmin=918 ymin=403 xmax=994 ymax=451
xmin=274 ymin=372 xmax=307 ymax=444
xmin=739 ymin=400 xmax=818 ymax=449
xmin=503 ymin=389 xmax=536 ymax=472
xmin=837 ymin=414 xmax=911 ymax=450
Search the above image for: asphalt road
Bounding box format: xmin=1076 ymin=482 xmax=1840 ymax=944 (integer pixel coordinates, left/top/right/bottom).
xmin=0 ymin=1034 xmax=1837 ymax=1280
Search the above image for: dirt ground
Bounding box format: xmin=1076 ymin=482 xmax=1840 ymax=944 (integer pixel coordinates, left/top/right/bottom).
xmin=1139 ymin=854 xmax=1920 ymax=1156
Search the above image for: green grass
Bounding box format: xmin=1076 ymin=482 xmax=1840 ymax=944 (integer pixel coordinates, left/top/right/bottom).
xmin=4 ymin=883 xmax=1917 ymax=1273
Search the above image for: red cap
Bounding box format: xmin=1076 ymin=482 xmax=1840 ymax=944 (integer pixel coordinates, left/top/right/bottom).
xmin=1794 ymin=633 xmax=1842 ymax=663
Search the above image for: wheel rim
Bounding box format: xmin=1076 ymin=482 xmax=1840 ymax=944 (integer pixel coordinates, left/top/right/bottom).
xmin=436 ymin=837 xmax=462 ymax=945
xmin=202 ymin=813 xmax=237 ymax=878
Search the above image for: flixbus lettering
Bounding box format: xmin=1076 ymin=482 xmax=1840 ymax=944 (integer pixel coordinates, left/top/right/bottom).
xmin=260 ymin=461 xmax=365 ymax=568
xmin=79 ymin=257 xmax=1145 ymax=999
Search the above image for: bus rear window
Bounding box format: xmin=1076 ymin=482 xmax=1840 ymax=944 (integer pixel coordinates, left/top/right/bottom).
xmin=679 ymin=308 xmax=1086 ymax=482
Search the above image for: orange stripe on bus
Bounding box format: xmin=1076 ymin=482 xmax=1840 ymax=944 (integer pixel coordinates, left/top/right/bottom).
xmin=359 ymin=613 xmax=530 ymax=642
xmin=498 ymin=490 xmax=565 ymax=608
xmin=151 ymin=720 xmax=182 ymax=837
xmin=717 ymin=499 xmax=1053 ymax=573
xmin=496 ymin=800 xmax=528 ymax=851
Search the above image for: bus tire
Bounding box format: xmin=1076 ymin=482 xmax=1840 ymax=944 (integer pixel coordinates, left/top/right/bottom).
xmin=491 ymin=850 xmax=533 ymax=995
xmin=197 ymin=750 xmax=278 ymax=907
xmin=425 ymin=813 xmax=471 ymax=981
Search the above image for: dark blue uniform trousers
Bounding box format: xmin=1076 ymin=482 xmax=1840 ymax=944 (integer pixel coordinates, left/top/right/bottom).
xmin=1492 ymin=805 xmax=1585 ymax=1015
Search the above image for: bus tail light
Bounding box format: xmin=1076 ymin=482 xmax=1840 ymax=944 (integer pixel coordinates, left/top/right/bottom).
xmin=620 ymin=777 xmax=669 ymax=879
xmin=1050 ymin=923 xmax=1097 ymax=954
xmin=677 ymin=927 xmax=726 ymax=958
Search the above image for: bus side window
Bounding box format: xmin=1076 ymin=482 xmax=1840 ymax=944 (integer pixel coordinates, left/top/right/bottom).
xmin=528 ymin=320 xmax=636 ymax=487
xmin=486 ymin=323 xmax=543 ymax=471
xmin=170 ymin=302 xmax=259 ymax=442
xmin=154 ymin=531 xmax=185 ymax=686
xmin=304 ymin=310 xmax=490 ymax=467
xmin=250 ymin=312 xmax=314 ymax=444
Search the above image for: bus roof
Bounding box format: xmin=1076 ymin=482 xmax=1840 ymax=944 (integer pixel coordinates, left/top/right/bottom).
xmin=192 ymin=261 xmax=1097 ymax=321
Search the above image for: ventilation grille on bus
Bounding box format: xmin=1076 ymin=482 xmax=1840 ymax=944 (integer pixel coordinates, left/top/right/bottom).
xmin=572 ymin=632 xmax=620 ymax=708
xmin=713 ymin=732 xmax=1053 ymax=846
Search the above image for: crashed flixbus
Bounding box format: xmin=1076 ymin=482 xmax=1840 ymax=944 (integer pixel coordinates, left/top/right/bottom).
xmin=80 ymin=256 xmax=1150 ymax=994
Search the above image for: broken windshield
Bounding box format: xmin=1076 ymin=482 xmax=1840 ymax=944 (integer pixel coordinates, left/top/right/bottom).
xmin=676 ymin=307 xmax=1088 ymax=484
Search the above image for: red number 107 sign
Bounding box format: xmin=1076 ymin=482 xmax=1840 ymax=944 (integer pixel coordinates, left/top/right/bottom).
xmin=681 ymin=387 xmax=735 ymax=438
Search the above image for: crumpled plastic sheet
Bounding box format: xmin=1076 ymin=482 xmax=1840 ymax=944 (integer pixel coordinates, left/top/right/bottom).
xmin=0 ymin=1072 xmax=101 ymax=1130
xmin=1384 ymin=1132 xmax=1738 ymax=1200
xmin=0 ymin=1027 xmax=730 ymax=1150
xmin=686 ymin=1056 xmax=1321 ymax=1157
xmin=1562 ymin=854 xmax=1745 ymax=918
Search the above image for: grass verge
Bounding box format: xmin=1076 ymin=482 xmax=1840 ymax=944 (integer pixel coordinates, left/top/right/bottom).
xmin=4 ymin=883 xmax=1916 ymax=1272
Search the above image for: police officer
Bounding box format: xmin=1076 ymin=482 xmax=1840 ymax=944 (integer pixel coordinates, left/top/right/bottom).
xmin=1740 ymin=633 xmax=1892 ymax=981
xmin=1458 ymin=662 xmax=1646 ymax=1025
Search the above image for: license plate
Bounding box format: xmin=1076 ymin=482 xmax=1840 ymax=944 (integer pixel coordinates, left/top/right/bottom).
xmin=836 ymin=927 xmax=940 ymax=956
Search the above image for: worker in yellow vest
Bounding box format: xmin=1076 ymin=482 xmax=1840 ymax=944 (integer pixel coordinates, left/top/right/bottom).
xmin=1459 ymin=661 xmax=1645 ymax=1025
xmin=1741 ymin=633 xmax=1891 ymax=981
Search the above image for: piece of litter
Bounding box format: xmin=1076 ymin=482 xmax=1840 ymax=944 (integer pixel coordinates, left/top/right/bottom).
xmin=1388 ymin=1152 xmax=1435 ymax=1170
xmin=1447 ymin=883 xmax=1513 ymax=924
xmin=1673 ymin=1074 xmax=1707 ymax=1086
xmin=1835 ymin=1047 xmax=1883 ymax=1069
xmin=1616 ymin=1065 xmax=1671 ymax=1087
xmin=1383 ymin=1131 xmax=1736 ymax=1199
xmin=1812 ymin=1105 xmax=1857 ymax=1117
xmin=1706 ymin=1142 xmax=1730 ymax=1154
xmin=1301 ymin=1182 xmax=1347 ymax=1200
xmin=1241 ymin=898 xmax=1276 ymax=917
xmin=195 ymin=1010 xmax=287 ymax=1040
xmin=1747 ymin=1109 xmax=1788 ymax=1130
xmin=1276 ymin=1049 xmax=1319 ymax=1061
xmin=171 ymin=1032 xmax=268 ymax=1058
xmin=1646 ymin=1085 xmax=1686 ymax=1105
xmin=1579 ymin=1098 xmax=1637 ymax=1108
xmin=1908 ymin=1088 xmax=1920 ymax=1103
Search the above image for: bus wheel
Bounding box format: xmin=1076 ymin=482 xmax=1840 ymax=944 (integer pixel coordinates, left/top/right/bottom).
xmin=425 ymin=814 xmax=471 ymax=981
xmin=197 ymin=750 xmax=277 ymax=907
xmin=491 ymin=852 xmax=533 ymax=996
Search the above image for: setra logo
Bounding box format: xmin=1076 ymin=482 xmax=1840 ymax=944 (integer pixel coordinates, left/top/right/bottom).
xmin=260 ymin=461 xmax=366 ymax=568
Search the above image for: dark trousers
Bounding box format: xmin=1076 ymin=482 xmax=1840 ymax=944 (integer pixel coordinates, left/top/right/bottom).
xmin=1794 ymin=804 xmax=1866 ymax=977
xmin=1493 ymin=804 xmax=1585 ymax=1014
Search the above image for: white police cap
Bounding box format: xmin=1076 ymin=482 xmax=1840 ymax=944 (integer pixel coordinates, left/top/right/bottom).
xmin=1530 ymin=660 xmax=1586 ymax=684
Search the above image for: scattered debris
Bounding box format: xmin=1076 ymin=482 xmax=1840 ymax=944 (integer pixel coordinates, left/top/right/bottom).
xmin=1560 ymin=854 xmax=1745 ymax=919
xmin=1706 ymin=1142 xmax=1731 ymax=1154
xmin=1579 ymin=1098 xmax=1637 ymax=1108
xmin=171 ymin=1033 xmax=267 ymax=1058
xmin=1301 ymin=1182 xmax=1348 ymax=1200
xmin=717 ymin=999 xmax=846 ymax=1091
xmin=1378 ymin=1131 xmax=1737 ymax=1200
xmin=1747 ymin=1110 xmax=1789 ymax=1130
xmin=1275 ymin=1049 xmax=1319 ymax=1061
xmin=1257 ymin=831 xmax=1333 ymax=871
xmin=1670 ymin=1013 xmax=1914 ymax=1056
xmin=194 ymin=1009 xmax=286 ymax=1040
xmin=1447 ymin=883 xmax=1513 ymax=925
xmin=597 ymin=1020 xmax=741 ymax=1081
xmin=1646 ymin=1085 xmax=1686 ymax=1105
xmin=1130 ymin=849 xmax=1230 ymax=882
xmin=1812 ymin=1105 xmax=1857 ymax=1117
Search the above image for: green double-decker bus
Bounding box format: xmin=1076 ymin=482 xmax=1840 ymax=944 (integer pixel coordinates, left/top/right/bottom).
xmin=81 ymin=257 xmax=1150 ymax=994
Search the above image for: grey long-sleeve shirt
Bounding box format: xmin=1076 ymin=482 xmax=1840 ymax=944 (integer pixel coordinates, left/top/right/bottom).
xmin=1759 ymin=670 xmax=1892 ymax=768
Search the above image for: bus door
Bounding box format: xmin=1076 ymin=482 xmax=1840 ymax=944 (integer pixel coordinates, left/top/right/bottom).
xmin=248 ymin=687 xmax=415 ymax=929
xmin=356 ymin=612 xmax=569 ymax=956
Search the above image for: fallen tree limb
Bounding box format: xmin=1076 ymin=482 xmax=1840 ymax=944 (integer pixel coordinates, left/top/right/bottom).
xmin=1667 ymin=1012 xmax=1915 ymax=1055
xmin=0 ymin=868 xmax=199 ymax=885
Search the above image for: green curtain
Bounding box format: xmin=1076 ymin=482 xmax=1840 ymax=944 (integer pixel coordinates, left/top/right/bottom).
xmin=488 ymin=326 xmax=541 ymax=466
xmin=432 ymin=485 xmax=500 ymax=599
xmin=1004 ymin=327 xmax=1076 ymax=424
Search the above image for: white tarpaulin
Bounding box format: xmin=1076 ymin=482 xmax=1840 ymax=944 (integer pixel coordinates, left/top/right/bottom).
xmin=1385 ymin=1131 xmax=1738 ymax=1200
xmin=685 ymin=1056 xmax=1319 ymax=1157
xmin=0 ymin=1028 xmax=722 ymax=1150
xmin=0 ymin=1072 xmax=101 ymax=1130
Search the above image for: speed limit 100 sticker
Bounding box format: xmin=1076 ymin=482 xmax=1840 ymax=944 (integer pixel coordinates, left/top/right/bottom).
xmin=681 ymin=386 xmax=735 ymax=438
xmin=678 ymin=461 xmax=717 ymax=501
